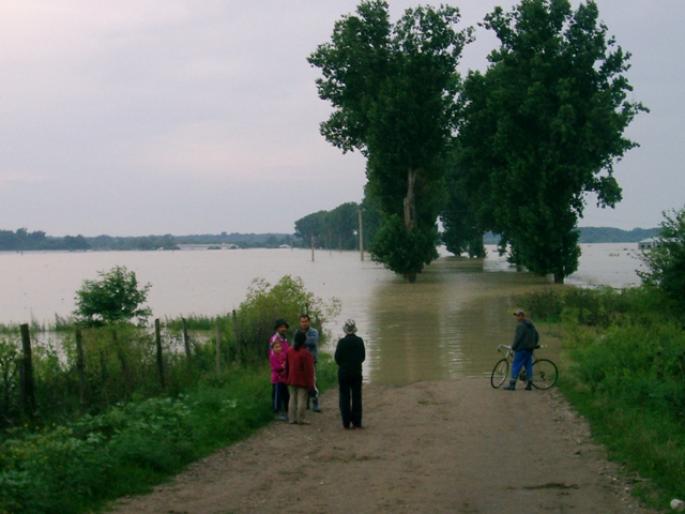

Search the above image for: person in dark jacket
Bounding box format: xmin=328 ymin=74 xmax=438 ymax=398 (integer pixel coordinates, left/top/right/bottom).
xmin=504 ymin=309 xmax=540 ymax=391
xmin=286 ymin=331 xmax=315 ymax=425
xmin=334 ymin=319 xmax=366 ymax=429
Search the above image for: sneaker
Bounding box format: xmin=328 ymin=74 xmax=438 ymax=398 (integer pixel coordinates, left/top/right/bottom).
xmin=525 ymin=382 xmax=533 ymax=391
xmin=503 ymin=384 xmax=516 ymax=391
xmin=313 ymin=406 xmax=322 ymax=413
xmin=275 ymin=413 xmax=289 ymax=422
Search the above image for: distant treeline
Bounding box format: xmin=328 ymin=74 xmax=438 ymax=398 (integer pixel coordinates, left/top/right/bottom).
xmin=0 ymin=229 xmax=90 ymax=251
xmin=294 ymin=204 xmax=659 ymax=251
xmin=175 ymin=232 xmax=296 ymax=248
xmin=576 ymin=227 xmax=660 ymax=243
xmin=484 ymin=227 xmax=659 ymax=245
xmin=0 ymin=229 xmax=295 ymax=252
xmin=0 ymin=224 xmax=659 ymax=253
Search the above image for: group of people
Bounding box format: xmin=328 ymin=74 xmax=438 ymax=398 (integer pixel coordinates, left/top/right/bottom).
xmin=267 ymin=308 xmax=537 ymax=428
xmin=268 ymin=314 xmax=366 ymax=429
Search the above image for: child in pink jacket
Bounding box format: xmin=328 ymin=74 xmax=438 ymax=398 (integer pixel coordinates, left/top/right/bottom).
xmin=269 ymin=333 xmax=290 ymax=421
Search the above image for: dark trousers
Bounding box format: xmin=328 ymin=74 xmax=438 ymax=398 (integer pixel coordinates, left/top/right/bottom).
xmin=272 ymin=383 xmax=289 ymax=413
xmin=338 ymin=371 xmax=362 ymax=428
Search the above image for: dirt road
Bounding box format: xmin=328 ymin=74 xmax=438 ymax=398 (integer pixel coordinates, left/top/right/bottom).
xmin=110 ymin=378 xmax=651 ymax=514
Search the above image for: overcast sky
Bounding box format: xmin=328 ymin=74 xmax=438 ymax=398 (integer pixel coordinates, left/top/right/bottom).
xmin=1 ymin=0 xmax=682 ymax=236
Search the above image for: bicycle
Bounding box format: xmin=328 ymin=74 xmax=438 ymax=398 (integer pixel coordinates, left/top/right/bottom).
xmin=490 ymin=344 xmax=559 ymax=390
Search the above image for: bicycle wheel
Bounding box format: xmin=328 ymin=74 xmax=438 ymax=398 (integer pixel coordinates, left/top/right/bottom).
xmin=531 ymin=359 xmax=558 ymax=390
xmin=490 ymin=358 xmax=509 ymax=389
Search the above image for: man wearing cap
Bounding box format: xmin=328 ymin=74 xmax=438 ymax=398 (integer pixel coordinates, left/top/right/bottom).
xmin=334 ymin=319 xmax=366 ymax=429
xmin=504 ymin=309 xmax=540 ymax=390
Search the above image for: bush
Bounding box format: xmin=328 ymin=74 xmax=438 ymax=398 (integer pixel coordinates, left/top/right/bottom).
xmin=74 ymin=266 xmax=151 ymax=325
xmin=232 ymin=275 xmax=340 ymax=363
xmin=515 ymin=286 xmax=672 ymax=328
xmin=639 ymin=205 xmax=685 ymax=313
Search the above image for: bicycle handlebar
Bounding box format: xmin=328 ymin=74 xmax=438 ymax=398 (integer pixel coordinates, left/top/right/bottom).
xmin=497 ymin=343 xmax=545 ymax=353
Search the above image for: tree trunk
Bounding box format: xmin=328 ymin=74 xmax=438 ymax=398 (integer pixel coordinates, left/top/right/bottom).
xmin=403 ymin=168 xmax=417 ymax=230
xmin=554 ymin=272 xmax=564 ymax=284
xmin=402 ymin=168 xmax=418 ymax=283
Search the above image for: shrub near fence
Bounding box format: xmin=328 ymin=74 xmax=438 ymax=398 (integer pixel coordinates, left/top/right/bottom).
xmin=513 ymin=286 xmax=673 ymax=327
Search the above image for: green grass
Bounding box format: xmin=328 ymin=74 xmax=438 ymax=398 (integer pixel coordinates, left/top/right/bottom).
xmin=0 ymin=356 xmax=337 ymax=514
xmin=519 ymin=287 xmax=685 ymax=511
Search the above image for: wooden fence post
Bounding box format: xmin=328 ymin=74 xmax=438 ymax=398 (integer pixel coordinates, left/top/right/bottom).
xmin=231 ymin=310 xmax=241 ymax=364
xmin=181 ymin=317 xmax=192 ymax=363
xmin=215 ymin=319 xmax=222 ymax=375
xmin=19 ymin=324 xmax=36 ymax=418
xmin=75 ymin=328 xmax=86 ymax=407
xmin=112 ymin=329 xmax=131 ymax=396
xmin=155 ymin=319 xmax=165 ymax=389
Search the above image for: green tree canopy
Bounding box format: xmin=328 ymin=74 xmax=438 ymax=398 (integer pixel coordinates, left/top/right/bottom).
xmin=456 ymin=0 xmax=645 ymax=282
xmin=74 ymin=266 xmax=152 ymax=325
xmin=309 ymin=0 xmax=472 ymax=281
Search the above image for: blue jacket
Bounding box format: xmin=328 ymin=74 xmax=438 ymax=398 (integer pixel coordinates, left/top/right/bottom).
xmin=295 ymin=327 xmax=319 ymax=363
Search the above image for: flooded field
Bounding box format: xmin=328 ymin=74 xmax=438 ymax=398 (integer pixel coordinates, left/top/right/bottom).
xmin=0 ymin=244 xmax=642 ymax=384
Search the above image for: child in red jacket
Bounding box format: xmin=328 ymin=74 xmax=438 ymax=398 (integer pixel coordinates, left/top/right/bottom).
xmin=286 ymin=331 xmax=315 ymax=425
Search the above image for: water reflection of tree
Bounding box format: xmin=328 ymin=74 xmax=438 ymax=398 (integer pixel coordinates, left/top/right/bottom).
xmin=366 ymin=278 xmax=449 ymax=385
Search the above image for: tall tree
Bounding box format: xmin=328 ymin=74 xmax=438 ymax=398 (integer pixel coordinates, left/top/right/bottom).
xmin=309 ymin=1 xmax=472 ymax=282
xmin=441 ymin=145 xmax=486 ymax=258
xmin=457 ymin=0 xmax=645 ymax=282
xmin=294 ymin=210 xmax=328 ymax=247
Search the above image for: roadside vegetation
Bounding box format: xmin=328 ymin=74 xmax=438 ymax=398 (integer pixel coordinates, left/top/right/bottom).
xmin=0 ymin=270 xmax=339 ymax=514
xmin=516 ymin=206 xmax=685 ymax=510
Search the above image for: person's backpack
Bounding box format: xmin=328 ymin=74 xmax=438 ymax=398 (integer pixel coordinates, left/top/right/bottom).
xmin=532 ymin=325 xmax=540 ymax=349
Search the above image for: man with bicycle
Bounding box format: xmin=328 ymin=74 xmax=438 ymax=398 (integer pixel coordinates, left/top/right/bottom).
xmin=504 ymin=308 xmax=540 ymax=391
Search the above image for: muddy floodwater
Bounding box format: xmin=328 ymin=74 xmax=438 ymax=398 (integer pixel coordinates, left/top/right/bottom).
xmin=0 ymin=243 xmax=642 ymax=384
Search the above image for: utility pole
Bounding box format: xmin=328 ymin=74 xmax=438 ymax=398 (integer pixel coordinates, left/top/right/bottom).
xmin=358 ymin=207 xmax=364 ymax=261
xmin=310 ymin=235 xmax=315 ymax=262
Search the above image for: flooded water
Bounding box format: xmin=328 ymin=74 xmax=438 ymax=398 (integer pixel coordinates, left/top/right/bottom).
xmin=0 ymin=243 xmax=642 ymax=384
